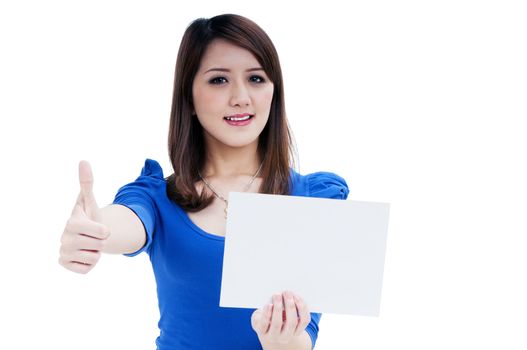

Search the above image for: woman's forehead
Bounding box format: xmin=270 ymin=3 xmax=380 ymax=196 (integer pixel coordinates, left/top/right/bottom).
xmin=200 ymin=39 xmax=260 ymax=71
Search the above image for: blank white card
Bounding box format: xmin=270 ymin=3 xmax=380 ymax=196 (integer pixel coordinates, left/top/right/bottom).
xmin=220 ymin=192 xmax=390 ymax=316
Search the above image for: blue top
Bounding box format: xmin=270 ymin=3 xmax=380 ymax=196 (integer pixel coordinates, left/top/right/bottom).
xmin=112 ymin=159 xmax=349 ymax=350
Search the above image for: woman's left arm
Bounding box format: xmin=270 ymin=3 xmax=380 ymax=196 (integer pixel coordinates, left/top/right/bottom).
xmin=252 ymin=291 xmax=313 ymax=350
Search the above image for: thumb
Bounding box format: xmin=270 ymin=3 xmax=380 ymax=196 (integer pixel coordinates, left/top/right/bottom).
xmin=78 ymin=160 xmax=99 ymax=218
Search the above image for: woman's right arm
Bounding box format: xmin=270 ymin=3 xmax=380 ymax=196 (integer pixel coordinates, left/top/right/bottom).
xmin=97 ymin=204 xmax=146 ymax=255
xmin=58 ymin=161 xmax=146 ymax=274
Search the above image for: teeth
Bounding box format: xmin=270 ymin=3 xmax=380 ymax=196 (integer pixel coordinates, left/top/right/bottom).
xmin=226 ymin=115 xmax=251 ymax=121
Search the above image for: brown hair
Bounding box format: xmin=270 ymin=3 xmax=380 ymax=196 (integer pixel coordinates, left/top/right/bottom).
xmin=166 ymin=13 xmax=297 ymax=211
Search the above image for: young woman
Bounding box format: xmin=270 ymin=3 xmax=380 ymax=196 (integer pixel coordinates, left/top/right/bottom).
xmin=59 ymin=14 xmax=349 ymax=350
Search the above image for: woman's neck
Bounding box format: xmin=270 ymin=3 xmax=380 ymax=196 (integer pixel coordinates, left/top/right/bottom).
xmin=202 ymin=142 xmax=262 ymax=179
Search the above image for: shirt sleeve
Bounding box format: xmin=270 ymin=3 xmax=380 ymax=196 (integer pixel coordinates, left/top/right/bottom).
xmin=305 ymin=171 xmax=349 ymax=348
xmin=307 ymin=171 xmax=350 ymax=200
xmin=112 ymin=159 xmax=165 ymax=257
xmin=305 ymin=312 xmax=322 ymax=349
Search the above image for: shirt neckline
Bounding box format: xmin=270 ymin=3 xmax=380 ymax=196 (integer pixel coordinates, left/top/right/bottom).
xmin=168 ymin=168 xmax=300 ymax=242
xmin=173 ymin=203 xmax=226 ymax=241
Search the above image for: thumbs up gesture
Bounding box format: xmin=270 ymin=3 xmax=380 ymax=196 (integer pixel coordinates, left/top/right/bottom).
xmin=59 ymin=161 xmax=110 ymax=274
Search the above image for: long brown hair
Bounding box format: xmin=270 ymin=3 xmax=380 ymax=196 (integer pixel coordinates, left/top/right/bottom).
xmin=166 ymin=14 xmax=297 ymax=211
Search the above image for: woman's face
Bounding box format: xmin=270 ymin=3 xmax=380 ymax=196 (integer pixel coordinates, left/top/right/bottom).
xmin=192 ymin=39 xmax=274 ymax=150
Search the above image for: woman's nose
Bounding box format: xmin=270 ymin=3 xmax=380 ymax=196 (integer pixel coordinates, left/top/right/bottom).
xmin=229 ymin=82 xmax=251 ymax=107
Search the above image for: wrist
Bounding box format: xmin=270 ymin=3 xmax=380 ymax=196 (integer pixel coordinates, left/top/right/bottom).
xmin=259 ymin=331 xmax=312 ymax=350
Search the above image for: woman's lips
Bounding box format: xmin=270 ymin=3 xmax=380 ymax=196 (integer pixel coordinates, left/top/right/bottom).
xmin=223 ymin=114 xmax=254 ymax=126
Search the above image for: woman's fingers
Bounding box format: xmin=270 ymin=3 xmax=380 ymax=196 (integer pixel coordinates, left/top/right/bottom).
xmin=61 ymin=260 xmax=94 ymax=274
xmin=62 ymin=228 xmax=108 ymax=251
xmin=61 ymin=213 xmax=108 ymax=272
xmin=281 ymin=291 xmax=299 ymax=338
xmin=64 ymin=216 xmax=109 ymax=240
xmin=59 ymin=247 xmax=101 ymax=264
xmin=293 ymin=293 xmax=311 ymax=336
xmin=58 ymin=249 xmax=101 ymax=273
xmin=267 ymin=293 xmax=284 ymax=338
xmin=72 ymin=249 xmax=101 ymax=266
xmin=252 ymin=291 xmax=312 ymax=343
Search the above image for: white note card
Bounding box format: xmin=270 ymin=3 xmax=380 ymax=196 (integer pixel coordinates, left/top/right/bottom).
xmin=219 ymin=192 xmax=390 ymax=316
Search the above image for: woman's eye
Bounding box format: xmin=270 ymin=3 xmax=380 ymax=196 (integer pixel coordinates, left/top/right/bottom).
xmin=209 ymin=77 xmax=227 ymax=84
xmin=250 ymin=75 xmax=265 ymax=83
xmin=208 ymin=75 xmax=266 ymax=85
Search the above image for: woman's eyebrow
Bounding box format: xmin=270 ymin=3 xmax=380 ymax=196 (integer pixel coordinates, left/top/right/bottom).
xmin=203 ymin=67 xmax=264 ymax=74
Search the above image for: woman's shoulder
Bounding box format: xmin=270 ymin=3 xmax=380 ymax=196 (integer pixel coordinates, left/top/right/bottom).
xmin=112 ymin=158 xmax=168 ymax=229
xmin=115 ymin=158 xmax=166 ymax=197
xmin=290 ymin=168 xmax=350 ymax=200
xmin=138 ymin=158 xmax=165 ymax=180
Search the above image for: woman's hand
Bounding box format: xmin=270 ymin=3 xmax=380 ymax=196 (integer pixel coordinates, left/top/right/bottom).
xmin=251 ymin=291 xmax=311 ymax=346
xmin=58 ymin=161 xmax=110 ymax=274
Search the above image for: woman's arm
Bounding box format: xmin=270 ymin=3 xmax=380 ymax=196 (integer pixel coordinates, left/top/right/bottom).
xmin=97 ymin=204 xmax=146 ymax=255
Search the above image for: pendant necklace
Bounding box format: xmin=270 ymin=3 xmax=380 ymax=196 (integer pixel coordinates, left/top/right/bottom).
xmin=198 ymin=162 xmax=264 ymax=219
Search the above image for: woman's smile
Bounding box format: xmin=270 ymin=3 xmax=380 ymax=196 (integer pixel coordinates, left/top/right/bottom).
xmin=224 ymin=113 xmax=255 ymax=126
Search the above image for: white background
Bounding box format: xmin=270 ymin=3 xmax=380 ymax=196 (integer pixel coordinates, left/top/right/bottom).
xmin=1 ymin=0 xmax=526 ymax=349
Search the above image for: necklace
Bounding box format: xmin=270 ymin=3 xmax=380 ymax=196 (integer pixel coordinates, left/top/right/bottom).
xmin=198 ymin=162 xmax=264 ymax=219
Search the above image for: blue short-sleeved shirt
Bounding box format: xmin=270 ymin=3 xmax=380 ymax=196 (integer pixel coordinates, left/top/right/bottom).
xmin=113 ymin=159 xmax=349 ymax=350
